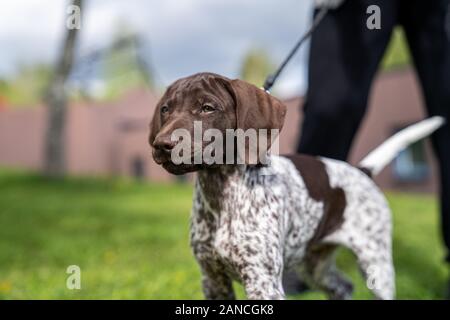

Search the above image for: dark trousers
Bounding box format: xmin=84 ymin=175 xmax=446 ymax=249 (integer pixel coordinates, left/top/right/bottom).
xmin=298 ymin=0 xmax=450 ymax=262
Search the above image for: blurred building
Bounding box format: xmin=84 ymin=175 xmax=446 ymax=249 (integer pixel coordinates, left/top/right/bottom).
xmin=0 ymin=67 xmax=440 ymax=192
xmin=0 ymin=88 xmax=172 ymax=182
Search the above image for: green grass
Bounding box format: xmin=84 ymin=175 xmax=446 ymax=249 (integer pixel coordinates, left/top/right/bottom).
xmin=0 ymin=169 xmax=447 ymax=299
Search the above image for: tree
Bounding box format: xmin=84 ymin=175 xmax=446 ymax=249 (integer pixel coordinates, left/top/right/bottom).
xmin=100 ymin=23 xmax=153 ymax=100
xmin=239 ymin=48 xmax=274 ymax=87
xmin=44 ymin=0 xmax=82 ymax=176
xmin=381 ymin=27 xmax=411 ymax=70
xmin=69 ymin=22 xmax=154 ymax=101
xmin=0 ymin=64 xmax=52 ymax=107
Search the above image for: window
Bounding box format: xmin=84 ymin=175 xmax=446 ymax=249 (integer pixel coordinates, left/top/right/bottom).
xmin=393 ymin=140 xmax=430 ymax=183
xmin=131 ymin=157 xmax=145 ymax=180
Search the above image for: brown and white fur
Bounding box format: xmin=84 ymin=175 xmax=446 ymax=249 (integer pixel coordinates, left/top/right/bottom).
xmin=149 ymin=72 xmax=445 ymax=300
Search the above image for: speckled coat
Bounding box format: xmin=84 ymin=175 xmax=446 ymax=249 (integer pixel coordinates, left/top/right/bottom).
xmin=148 ymin=72 xmax=395 ymax=300
xmin=190 ymin=155 xmax=394 ymax=300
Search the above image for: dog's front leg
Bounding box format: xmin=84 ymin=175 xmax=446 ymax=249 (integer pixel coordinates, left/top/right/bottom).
xmin=241 ymin=257 xmax=285 ymax=300
xmin=200 ymin=266 xmax=235 ymax=300
xmin=242 ymin=271 xmax=285 ymax=300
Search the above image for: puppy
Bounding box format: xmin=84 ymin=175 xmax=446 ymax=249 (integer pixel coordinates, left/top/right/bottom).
xmin=149 ymin=72 xmax=444 ymax=299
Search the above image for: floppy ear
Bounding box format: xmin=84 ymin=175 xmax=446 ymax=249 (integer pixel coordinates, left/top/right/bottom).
xmin=148 ymin=101 xmax=162 ymax=147
xmin=226 ymin=79 xmax=287 ymax=164
xmin=230 ymin=79 xmax=286 ymax=133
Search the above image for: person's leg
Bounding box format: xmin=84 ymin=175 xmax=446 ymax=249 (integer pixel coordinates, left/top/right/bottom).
xmin=401 ymin=0 xmax=450 ymax=283
xmin=287 ymin=0 xmax=399 ymax=296
xmin=298 ymin=0 xmax=399 ymax=160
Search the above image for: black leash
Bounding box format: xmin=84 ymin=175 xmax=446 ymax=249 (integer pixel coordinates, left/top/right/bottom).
xmin=262 ymin=7 xmax=328 ymax=93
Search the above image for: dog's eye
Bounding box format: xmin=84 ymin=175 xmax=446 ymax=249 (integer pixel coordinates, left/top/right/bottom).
xmin=160 ymin=105 xmax=169 ymax=114
xmin=201 ymin=104 xmax=215 ymax=113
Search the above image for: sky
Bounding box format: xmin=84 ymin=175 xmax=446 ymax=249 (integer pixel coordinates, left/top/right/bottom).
xmin=0 ymin=0 xmax=314 ymax=96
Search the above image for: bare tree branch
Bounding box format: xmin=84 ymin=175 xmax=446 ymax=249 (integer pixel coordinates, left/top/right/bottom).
xmin=44 ymin=0 xmax=82 ymax=176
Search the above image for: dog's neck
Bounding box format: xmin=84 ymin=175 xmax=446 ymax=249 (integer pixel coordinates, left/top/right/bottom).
xmin=196 ymin=165 xmax=246 ymax=213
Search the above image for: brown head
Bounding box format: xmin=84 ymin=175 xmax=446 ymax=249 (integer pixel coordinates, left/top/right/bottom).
xmin=149 ymin=72 xmax=286 ymax=175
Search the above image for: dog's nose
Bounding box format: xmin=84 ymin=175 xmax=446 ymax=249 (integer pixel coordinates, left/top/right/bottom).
xmin=153 ymin=136 xmax=177 ymax=153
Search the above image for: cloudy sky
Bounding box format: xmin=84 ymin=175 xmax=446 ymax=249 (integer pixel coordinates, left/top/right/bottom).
xmin=0 ymin=0 xmax=314 ymax=96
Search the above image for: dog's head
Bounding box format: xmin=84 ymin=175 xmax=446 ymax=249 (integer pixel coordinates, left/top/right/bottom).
xmin=149 ymin=72 xmax=286 ymax=175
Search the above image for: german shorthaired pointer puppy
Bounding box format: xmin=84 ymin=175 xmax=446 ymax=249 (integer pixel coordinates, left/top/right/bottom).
xmin=149 ymin=72 xmax=444 ymax=300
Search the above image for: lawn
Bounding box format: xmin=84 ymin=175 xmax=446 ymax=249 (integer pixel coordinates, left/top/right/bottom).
xmin=0 ymin=169 xmax=447 ymax=299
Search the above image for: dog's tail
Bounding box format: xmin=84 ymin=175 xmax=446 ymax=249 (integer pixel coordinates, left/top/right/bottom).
xmin=358 ymin=116 xmax=446 ymax=176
